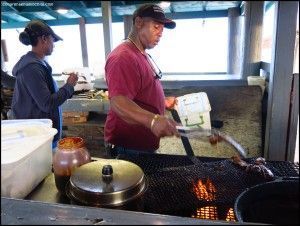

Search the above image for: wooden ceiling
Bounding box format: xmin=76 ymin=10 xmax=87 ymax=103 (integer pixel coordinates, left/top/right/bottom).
xmin=1 ymin=1 xmax=242 ymax=28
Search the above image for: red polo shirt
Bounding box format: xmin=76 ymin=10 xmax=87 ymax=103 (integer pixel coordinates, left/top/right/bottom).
xmin=104 ymin=41 xmax=165 ymax=151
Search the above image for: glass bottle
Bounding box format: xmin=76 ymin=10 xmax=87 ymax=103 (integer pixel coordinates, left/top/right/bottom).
xmin=53 ymin=137 xmax=91 ymax=195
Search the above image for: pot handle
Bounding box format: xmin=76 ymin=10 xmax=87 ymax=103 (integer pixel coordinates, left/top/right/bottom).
xmin=102 ymin=165 xmax=113 ymax=182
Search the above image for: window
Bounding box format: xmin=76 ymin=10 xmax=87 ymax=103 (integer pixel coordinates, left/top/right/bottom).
xmin=1 ymin=28 xmax=31 ymax=74
xmin=112 ymin=22 xmax=125 ymax=48
xmin=2 ymin=18 xmax=227 ymax=77
xmin=47 ymin=25 xmax=82 ymax=74
xmin=86 ymin=24 xmax=105 ymax=79
xmin=86 ymin=22 xmax=124 ymax=79
xmin=1 ymin=26 xmax=82 ymax=75
xmin=147 ymin=18 xmax=228 ymax=74
xmin=261 ymin=2 xmax=275 ymax=63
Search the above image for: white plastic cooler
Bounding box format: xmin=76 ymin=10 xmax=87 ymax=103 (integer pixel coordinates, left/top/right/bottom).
xmin=1 ymin=119 xmax=57 ymax=198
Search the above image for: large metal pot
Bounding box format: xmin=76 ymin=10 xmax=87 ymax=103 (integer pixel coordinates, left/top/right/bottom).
xmin=65 ymin=159 xmax=146 ymax=210
xmin=234 ymin=178 xmax=299 ymax=224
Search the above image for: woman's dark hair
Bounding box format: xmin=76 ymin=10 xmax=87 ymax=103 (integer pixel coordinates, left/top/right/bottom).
xmin=19 ymin=28 xmax=39 ymax=46
xmin=19 ymin=20 xmax=62 ymax=46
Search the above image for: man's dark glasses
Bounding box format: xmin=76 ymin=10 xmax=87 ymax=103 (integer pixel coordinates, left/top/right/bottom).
xmin=147 ymin=54 xmax=163 ymax=79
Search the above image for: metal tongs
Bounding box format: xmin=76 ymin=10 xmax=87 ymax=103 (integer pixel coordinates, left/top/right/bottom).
xmin=176 ymin=126 xmax=217 ymax=138
xmin=176 ymin=125 xmax=247 ymax=158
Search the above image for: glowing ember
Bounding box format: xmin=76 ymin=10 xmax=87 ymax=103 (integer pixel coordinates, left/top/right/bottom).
xmin=191 ymin=206 xmax=236 ymax=221
xmin=192 ymin=178 xmax=216 ymax=201
xmin=191 ymin=179 xmax=236 ymax=221
xmin=225 ymin=208 xmax=236 ymax=222
xmin=191 ymin=206 xmax=218 ymax=220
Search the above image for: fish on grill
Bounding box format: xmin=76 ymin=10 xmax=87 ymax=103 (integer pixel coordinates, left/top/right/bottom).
xmin=231 ymin=156 xmax=274 ymax=180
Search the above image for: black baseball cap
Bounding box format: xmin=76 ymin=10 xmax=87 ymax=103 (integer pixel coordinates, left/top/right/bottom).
xmin=133 ymin=3 xmax=176 ymax=29
xmin=24 ymin=20 xmax=63 ymax=42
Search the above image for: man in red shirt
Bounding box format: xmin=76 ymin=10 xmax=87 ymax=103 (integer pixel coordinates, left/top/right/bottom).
xmin=105 ymin=3 xmax=179 ymax=156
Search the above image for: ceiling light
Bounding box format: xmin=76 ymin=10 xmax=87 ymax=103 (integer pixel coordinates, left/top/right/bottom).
xmin=56 ymin=9 xmax=69 ymax=15
xmin=159 ymin=1 xmax=171 ymax=9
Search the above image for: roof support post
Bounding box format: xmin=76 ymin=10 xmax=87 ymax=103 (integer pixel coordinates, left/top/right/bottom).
xmin=1 ymin=45 xmax=5 ymax=71
xmin=240 ymin=1 xmax=264 ymax=78
xmin=227 ymin=7 xmax=242 ymax=76
xmin=264 ymin=1 xmax=298 ymax=161
xmin=79 ymin=17 xmax=89 ymax=67
xmin=101 ymin=1 xmax=113 ymax=59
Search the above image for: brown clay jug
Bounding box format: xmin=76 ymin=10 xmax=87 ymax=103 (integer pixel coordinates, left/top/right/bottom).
xmin=53 ymin=137 xmax=91 ymax=195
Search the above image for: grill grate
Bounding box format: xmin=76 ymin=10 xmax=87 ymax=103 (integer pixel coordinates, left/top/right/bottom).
xmin=117 ymin=153 xmax=196 ymax=173
xmin=119 ymin=154 xmax=299 ymax=221
xmin=266 ymin=161 xmax=299 ymax=177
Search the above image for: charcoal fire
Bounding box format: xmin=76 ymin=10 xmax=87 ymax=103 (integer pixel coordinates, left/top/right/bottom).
xmin=191 ymin=206 xmax=218 ymax=220
xmin=225 ymin=208 xmax=235 ymax=222
xmin=191 ymin=178 xmax=236 ymax=221
xmin=191 ymin=178 xmax=217 ymax=220
xmin=192 ymin=178 xmax=216 ymax=201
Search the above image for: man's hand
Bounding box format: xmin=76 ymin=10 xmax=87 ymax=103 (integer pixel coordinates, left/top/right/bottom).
xmin=151 ymin=115 xmax=180 ymax=138
xmin=110 ymin=95 xmax=180 ymax=138
xmin=66 ymin=72 xmax=78 ymax=87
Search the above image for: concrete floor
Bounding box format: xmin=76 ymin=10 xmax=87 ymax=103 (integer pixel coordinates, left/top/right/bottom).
xmin=159 ymin=86 xmax=263 ymax=158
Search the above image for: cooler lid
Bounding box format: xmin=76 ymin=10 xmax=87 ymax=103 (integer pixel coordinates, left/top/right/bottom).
xmin=1 ymin=120 xmax=57 ymax=165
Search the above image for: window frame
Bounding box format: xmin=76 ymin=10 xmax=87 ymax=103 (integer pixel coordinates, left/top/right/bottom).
xmin=1 ymin=8 xmax=240 ymax=80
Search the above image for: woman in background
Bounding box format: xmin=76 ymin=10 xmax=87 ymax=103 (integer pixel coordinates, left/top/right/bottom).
xmin=11 ymin=20 xmax=78 ymax=149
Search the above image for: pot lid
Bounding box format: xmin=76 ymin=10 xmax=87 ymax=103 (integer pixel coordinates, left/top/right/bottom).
xmin=67 ymin=159 xmax=146 ymax=207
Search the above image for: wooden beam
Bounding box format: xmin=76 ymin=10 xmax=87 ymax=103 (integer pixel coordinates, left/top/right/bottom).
xmin=1 ymin=43 xmax=6 ymax=70
xmin=240 ymin=1 xmax=264 ymax=78
xmin=202 ymin=1 xmax=208 ymax=11
xmin=79 ymin=17 xmax=89 ymax=67
xmin=227 ymin=7 xmax=242 ymax=75
xmin=44 ymin=4 xmax=53 ymax=11
xmin=169 ymin=3 xmax=174 ymax=13
xmin=73 ymin=9 xmax=85 ymax=18
xmin=1 ymin=9 xmax=231 ymax=29
xmin=79 ymin=1 xmax=87 ymax=8
xmin=167 ymin=10 xmax=228 ymax=19
xmin=101 ymin=1 xmax=113 ymax=59
xmin=240 ymin=1 xmax=245 ymax=16
xmin=264 ymin=1 xmax=298 ymax=161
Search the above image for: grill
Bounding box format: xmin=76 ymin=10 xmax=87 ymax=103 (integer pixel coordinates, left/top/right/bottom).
xmin=117 ymin=153 xmax=299 ymax=222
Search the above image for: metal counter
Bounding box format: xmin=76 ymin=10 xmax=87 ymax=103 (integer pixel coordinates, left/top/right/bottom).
xmin=1 ymin=173 xmax=236 ymax=225
xmin=2 ymin=197 xmax=235 ymax=225
xmin=2 ymin=154 xmax=298 ymax=225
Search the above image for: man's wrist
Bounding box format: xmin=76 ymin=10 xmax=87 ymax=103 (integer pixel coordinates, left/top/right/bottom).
xmin=150 ymin=114 xmax=159 ymax=131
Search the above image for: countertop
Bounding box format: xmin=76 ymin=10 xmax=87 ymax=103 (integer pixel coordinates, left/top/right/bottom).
xmin=1 ymin=197 xmax=244 ymax=225
xmin=3 ymin=153 xmax=297 ymax=225
xmin=4 ymin=159 xmax=221 ymax=225
xmin=1 ymin=169 xmax=256 ymax=225
xmin=56 ymin=77 xmax=247 ymax=91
